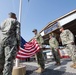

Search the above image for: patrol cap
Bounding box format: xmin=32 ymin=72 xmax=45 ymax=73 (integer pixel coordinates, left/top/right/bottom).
xmin=32 ymin=29 xmax=37 ymax=32
xmin=9 ymin=12 xmax=16 ymax=16
xmin=9 ymin=12 xmax=17 ymax=19
xmin=59 ymin=26 xmax=63 ymax=29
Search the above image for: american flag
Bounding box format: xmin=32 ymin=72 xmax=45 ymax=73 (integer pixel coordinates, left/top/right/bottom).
xmin=16 ymin=37 xmax=40 ymax=59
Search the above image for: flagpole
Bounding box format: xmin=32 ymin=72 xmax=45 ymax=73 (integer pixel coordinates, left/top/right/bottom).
xmin=12 ymin=0 xmax=26 ymax=75
xmin=15 ymin=0 xmax=22 ymax=67
xmin=18 ymin=0 xmax=22 ymax=22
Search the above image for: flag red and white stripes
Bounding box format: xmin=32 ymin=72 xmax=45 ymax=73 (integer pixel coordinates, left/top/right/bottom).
xmin=16 ymin=39 xmax=40 ymax=59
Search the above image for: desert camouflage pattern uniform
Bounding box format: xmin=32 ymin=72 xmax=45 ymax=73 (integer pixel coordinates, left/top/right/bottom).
xmin=34 ymin=33 xmax=45 ymax=69
xmin=49 ymin=37 xmax=60 ymax=64
xmin=0 ymin=18 xmax=20 ymax=75
xmin=60 ymin=29 xmax=76 ymax=63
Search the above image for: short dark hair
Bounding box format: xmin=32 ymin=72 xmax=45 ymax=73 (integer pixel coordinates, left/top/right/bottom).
xmin=9 ymin=12 xmax=17 ymax=19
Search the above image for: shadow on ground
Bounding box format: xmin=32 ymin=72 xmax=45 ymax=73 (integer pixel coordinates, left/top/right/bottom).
xmin=25 ymin=59 xmax=76 ymax=75
xmin=26 ymin=65 xmax=76 ymax=75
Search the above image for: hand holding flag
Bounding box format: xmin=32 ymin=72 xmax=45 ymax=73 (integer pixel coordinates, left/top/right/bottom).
xmin=16 ymin=39 xmax=40 ymax=59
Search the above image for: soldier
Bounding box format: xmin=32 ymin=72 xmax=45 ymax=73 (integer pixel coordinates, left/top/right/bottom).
xmin=0 ymin=12 xmax=20 ymax=75
xmin=49 ymin=33 xmax=61 ymax=65
xmin=32 ymin=29 xmax=45 ymax=73
xmin=59 ymin=27 xmax=76 ymax=68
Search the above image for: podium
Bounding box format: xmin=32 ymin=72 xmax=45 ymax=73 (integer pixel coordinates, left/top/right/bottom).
xmin=12 ymin=66 xmax=26 ymax=75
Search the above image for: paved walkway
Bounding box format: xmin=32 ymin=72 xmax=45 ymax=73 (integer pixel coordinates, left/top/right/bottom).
xmin=21 ymin=58 xmax=76 ymax=75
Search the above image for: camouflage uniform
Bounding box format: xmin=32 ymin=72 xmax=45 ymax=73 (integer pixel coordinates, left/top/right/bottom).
xmin=0 ymin=18 xmax=20 ymax=75
xmin=49 ymin=37 xmax=60 ymax=64
xmin=60 ymin=29 xmax=76 ymax=63
xmin=34 ymin=33 xmax=45 ymax=69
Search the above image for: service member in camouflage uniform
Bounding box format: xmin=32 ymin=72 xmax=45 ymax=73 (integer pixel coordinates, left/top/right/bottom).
xmin=32 ymin=29 xmax=45 ymax=73
xmin=59 ymin=27 xmax=76 ymax=68
xmin=49 ymin=33 xmax=61 ymax=65
xmin=0 ymin=12 xmax=20 ymax=75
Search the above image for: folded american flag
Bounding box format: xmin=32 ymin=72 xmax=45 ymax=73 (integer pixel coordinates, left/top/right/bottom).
xmin=16 ymin=37 xmax=40 ymax=59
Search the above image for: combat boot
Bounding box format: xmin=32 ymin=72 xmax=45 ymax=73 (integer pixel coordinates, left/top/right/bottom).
xmin=72 ymin=63 xmax=76 ymax=69
xmin=55 ymin=62 xmax=61 ymax=66
xmin=34 ymin=67 xmax=41 ymax=73
xmin=57 ymin=63 xmax=61 ymax=66
xmin=41 ymin=68 xmax=44 ymax=72
xmin=70 ymin=63 xmax=76 ymax=68
xmin=34 ymin=67 xmax=44 ymax=73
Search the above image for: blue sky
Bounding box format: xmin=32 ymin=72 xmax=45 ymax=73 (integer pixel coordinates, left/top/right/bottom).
xmin=0 ymin=0 xmax=76 ymax=41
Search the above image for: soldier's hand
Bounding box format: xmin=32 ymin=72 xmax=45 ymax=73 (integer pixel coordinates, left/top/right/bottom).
xmin=56 ymin=48 xmax=59 ymax=50
xmin=71 ymin=42 xmax=75 ymax=45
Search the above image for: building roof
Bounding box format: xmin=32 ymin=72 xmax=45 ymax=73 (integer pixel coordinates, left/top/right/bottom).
xmin=39 ymin=9 xmax=76 ymax=34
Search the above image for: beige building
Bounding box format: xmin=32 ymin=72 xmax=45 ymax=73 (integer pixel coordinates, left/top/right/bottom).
xmin=39 ymin=9 xmax=76 ymax=45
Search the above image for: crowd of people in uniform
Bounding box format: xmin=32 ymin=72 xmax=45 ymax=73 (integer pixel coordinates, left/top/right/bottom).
xmin=32 ymin=27 xmax=76 ymax=73
xmin=49 ymin=27 xmax=76 ymax=69
xmin=0 ymin=12 xmax=76 ymax=75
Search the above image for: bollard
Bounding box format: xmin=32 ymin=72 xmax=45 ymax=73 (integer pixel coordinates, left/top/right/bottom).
xmin=12 ymin=66 xmax=26 ymax=75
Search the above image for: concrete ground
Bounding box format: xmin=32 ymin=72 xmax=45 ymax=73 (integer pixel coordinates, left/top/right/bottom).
xmin=21 ymin=58 xmax=76 ymax=75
